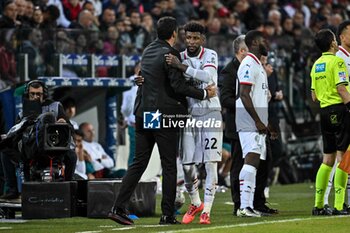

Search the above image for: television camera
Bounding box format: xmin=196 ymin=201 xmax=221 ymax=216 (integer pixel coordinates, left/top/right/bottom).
xmin=0 ymin=112 xmax=71 ymax=182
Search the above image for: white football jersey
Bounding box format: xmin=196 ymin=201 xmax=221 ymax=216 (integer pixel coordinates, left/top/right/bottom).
xmin=236 ymin=53 xmax=269 ymax=132
xmin=180 ymin=47 xmax=221 ymax=116
xmin=336 ymin=46 xmax=350 ymax=74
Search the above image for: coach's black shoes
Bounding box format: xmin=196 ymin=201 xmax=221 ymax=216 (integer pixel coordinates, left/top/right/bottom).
xmin=108 ymin=207 xmax=134 ymax=225
xmin=255 ymin=204 xmax=279 ymax=215
xmin=159 ymin=215 xmax=181 ymax=225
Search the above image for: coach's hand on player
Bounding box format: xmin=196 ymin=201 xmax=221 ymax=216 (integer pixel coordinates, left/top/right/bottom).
xmin=205 ymin=83 xmax=217 ymax=98
xmin=255 ymin=120 xmax=268 ymax=134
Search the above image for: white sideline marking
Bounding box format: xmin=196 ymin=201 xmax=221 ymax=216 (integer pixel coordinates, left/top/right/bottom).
xmin=160 ymin=215 xmax=350 ymax=233
xmin=224 ymin=201 xmax=279 ymax=206
xmin=111 ymin=227 xmax=135 ymax=231
xmin=0 ymin=227 xmax=12 ymax=230
xmin=75 ymin=231 xmax=102 ymax=233
xmin=98 ymin=225 xmax=114 ymax=228
xmin=111 ymin=225 xmax=165 ymax=231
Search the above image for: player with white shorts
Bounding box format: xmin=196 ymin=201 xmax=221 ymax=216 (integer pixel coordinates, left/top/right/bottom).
xmin=235 ymin=30 xmax=270 ymax=217
xmin=166 ymin=22 xmax=222 ymax=224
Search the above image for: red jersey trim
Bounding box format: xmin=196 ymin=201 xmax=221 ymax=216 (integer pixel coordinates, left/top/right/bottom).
xmin=339 ymin=46 xmax=350 ymax=57
xmin=247 ymin=53 xmax=261 ymax=65
xmin=198 ymin=47 xmax=205 ymax=59
xmin=203 ymin=64 xmax=217 ymax=69
xmin=240 ymin=82 xmax=253 ymax=86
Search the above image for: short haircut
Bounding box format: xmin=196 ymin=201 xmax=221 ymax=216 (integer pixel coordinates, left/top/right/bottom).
xmin=62 ymin=97 xmax=76 ymax=109
xmin=337 ymin=20 xmax=350 ymax=39
xmin=157 ymin=16 xmax=177 ymax=40
xmin=44 ymin=5 xmax=60 ymax=21
xmin=184 ymin=21 xmax=205 ymax=34
xmin=74 ymin=129 xmax=84 ymax=137
xmin=233 ymin=35 xmax=246 ymax=54
xmin=245 ymin=30 xmax=264 ymax=49
xmin=314 ymin=29 xmax=334 ymax=52
xmin=4 ymin=0 xmax=14 ymax=9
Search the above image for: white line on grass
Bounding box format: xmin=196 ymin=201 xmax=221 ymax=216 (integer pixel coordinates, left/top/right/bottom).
xmin=0 ymin=227 xmax=12 ymax=230
xmin=160 ymin=215 xmax=350 ymax=233
xmin=75 ymin=231 xmax=102 ymax=233
xmin=111 ymin=225 xmax=166 ymax=231
xmin=111 ymin=227 xmax=135 ymax=231
xmin=224 ymin=202 xmax=279 ymax=206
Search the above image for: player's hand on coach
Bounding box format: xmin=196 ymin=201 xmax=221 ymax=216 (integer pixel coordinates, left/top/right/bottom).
xmin=134 ymin=75 xmax=144 ymax=86
xmin=165 ymin=53 xmax=181 ymax=69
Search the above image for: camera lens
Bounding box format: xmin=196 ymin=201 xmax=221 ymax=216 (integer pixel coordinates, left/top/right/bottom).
xmin=45 ymin=123 xmax=70 ymax=150
xmin=48 ymin=130 xmax=60 ymax=146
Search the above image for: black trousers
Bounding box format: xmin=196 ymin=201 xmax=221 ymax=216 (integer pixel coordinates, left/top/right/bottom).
xmin=114 ymin=116 xmax=178 ymax=216
xmin=1 ymin=152 xmax=18 ymax=194
xmin=230 ymin=136 xmax=272 ymax=209
xmin=64 ymin=150 xmax=77 ymax=181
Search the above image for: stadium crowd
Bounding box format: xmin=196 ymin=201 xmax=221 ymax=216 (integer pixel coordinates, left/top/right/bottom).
xmin=0 ymin=0 xmax=348 ymax=88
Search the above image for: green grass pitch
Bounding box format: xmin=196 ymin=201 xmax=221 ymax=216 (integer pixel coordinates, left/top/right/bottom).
xmin=1 ymin=183 xmax=349 ymax=233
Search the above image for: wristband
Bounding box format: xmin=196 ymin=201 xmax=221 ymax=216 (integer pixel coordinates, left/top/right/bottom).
xmin=205 ymin=89 xmax=209 ymax=100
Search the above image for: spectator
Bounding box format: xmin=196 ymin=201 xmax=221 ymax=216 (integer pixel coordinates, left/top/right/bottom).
xmin=45 ymin=0 xmax=71 ymax=28
xmin=197 ymin=0 xmax=217 ymax=26
xmin=99 ymin=7 xmax=116 ymax=33
xmin=174 ymin=0 xmax=198 ymax=26
xmin=224 ymin=12 xmax=242 ymax=37
xmin=15 ymin=0 xmax=28 ymax=25
xmin=103 ymin=25 xmax=119 ymax=55
xmin=73 ymin=129 xmax=87 ymax=180
xmin=267 ymin=8 xmax=282 ymax=36
xmin=62 ymin=97 xmax=79 ymax=130
xmin=74 ymin=33 xmax=88 ymax=54
xmin=89 ymin=0 xmax=102 ymax=17
xmin=118 ymin=10 xmax=150 ymax=54
xmin=31 ymin=6 xmax=44 ymax=28
xmin=0 ymin=1 xmax=20 ymax=28
xmin=141 ymin=12 xmax=157 ymax=42
xmin=62 ymin=0 xmax=82 ymax=22
xmin=102 ymin=0 xmax=121 ymax=16
xmin=79 ymin=122 xmax=118 ymax=178
xmin=20 ymin=29 xmax=46 ymax=79
xmin=41 ymin=5 xmax=60 ymax=28
xmin=24 ymin=0 xmax=34 ymax=22
xmin=69 ymin=9 xmax=96 ymax=30
xmin=0 ymin=30 xmax=17 ymax=86
xmin=19 ymin=28 xmax=46 ymax=79
xmin=82 ymin=1 xmax=100 ymax=27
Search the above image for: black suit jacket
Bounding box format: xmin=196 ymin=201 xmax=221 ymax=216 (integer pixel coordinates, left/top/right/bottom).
xmin=219 ymin=57 xmax=240 ymax=139
xmin=134 ymin=39 xmax=204 ymax=117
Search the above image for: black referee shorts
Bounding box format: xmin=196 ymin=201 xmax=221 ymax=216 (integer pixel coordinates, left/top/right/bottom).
xmin=320 ymin=103 xmax=350 ymax=153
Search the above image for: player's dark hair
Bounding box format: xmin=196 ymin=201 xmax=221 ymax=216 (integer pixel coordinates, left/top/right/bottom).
xmin=315 ymin=29 xmax=334 ymax=52
xmin=157 ymin=16 xmax=177 ymax=40
xmin=245 ymin=30 xmax=264 ymax=49
xmin=337 ymin=20 xmax=350 ymax=39
xmin=184 ymin=22 xmax=205 ymax=35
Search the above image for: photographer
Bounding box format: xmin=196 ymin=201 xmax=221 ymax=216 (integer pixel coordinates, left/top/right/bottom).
xmin=1 ymin=80 xmax=76 ymax=184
